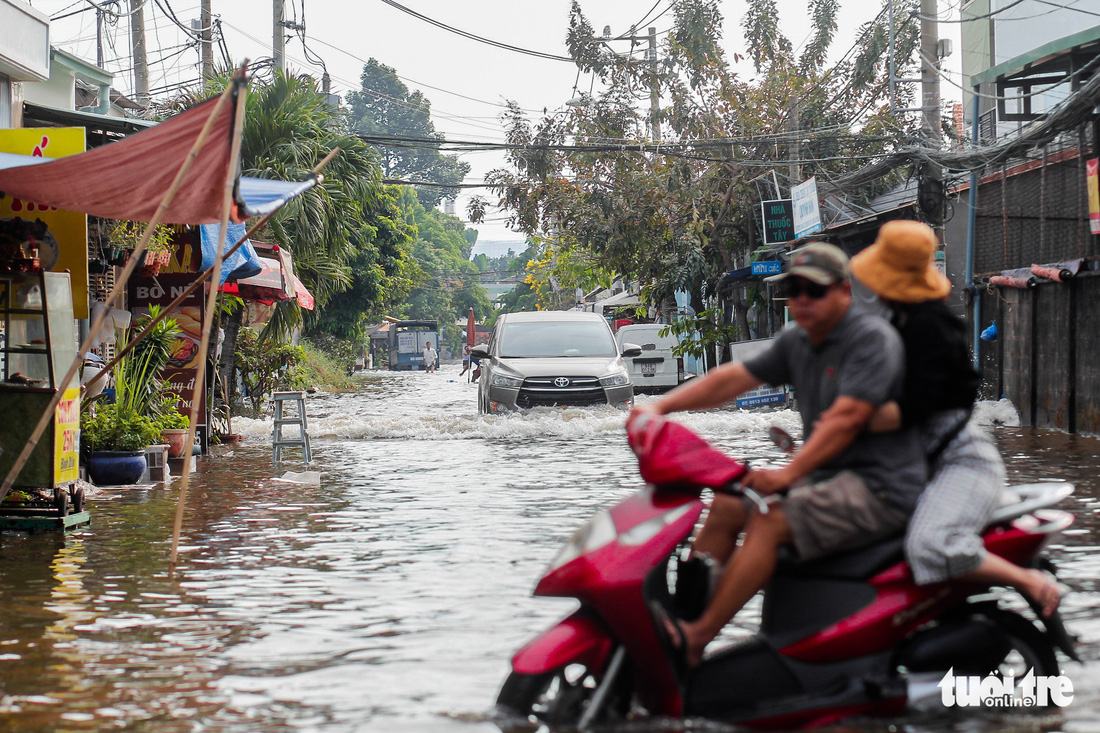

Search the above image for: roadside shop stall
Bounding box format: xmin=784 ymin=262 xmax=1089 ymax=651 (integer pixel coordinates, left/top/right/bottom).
xmin=0 ymin=269 xmax=86 ymax=529
xmin=0 ymin=68 xmax=328 ymax=549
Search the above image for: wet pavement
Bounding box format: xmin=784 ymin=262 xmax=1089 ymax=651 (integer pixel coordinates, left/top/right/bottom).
xmin=0 ymin=369 xmax=1097 ymax=732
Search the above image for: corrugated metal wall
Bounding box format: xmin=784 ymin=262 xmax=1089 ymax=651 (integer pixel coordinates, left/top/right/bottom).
xmin=971 ymin=127 xmax=1100 ymax=434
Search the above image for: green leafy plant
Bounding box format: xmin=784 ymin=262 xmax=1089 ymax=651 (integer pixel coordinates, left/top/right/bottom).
xmin=82 ymin=405 xmax=161 ymax=452
xmin=107 ymin=219 xmax=176 ymax=255
xmin=156 ymin=394 xmax=190 ymax=432
xmin=236 ymin=327 xmax=306 ymax=411
xmin=80 ymin=307 xmax=182 ymax=451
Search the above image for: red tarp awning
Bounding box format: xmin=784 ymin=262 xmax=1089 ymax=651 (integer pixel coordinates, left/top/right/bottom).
xmin=0 ymin=95 xmax=240 ymax=225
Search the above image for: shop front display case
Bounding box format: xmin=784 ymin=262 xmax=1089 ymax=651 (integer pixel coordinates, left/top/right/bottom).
xmin=0 ymin=270 xmax=87 ymax=529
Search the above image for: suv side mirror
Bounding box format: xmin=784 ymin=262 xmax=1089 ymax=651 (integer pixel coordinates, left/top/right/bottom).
xmin=620 ymin=342 xmax=643 ymax=358
xmin=470 ymin=346 xmax=490 ymax=359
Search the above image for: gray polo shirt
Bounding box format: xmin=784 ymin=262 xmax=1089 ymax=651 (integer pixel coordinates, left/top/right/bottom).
xmin=743 ymin=308 xmax=926 ymax=511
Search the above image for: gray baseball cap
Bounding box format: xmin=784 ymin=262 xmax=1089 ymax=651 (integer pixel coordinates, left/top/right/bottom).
xmin=765 ymin=242 xmax=849 ymax=285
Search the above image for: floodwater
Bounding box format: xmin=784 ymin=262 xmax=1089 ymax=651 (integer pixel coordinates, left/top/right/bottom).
xmin=0 ymin=369 xmax=1097 ymax=732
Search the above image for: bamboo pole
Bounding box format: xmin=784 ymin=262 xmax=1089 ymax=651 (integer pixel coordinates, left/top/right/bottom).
xmin=170 ymin=80 xmax=248 ymax=565
xmin=84 ymin=148 xmax=341 ymax=392
xmin=0 ymin=71 xmax=242 ymax=505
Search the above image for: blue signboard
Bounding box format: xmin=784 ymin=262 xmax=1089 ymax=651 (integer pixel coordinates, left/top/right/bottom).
xmin=736 ymin=385 xmax=787 ymax=409
xmin=734 ymin=385 xmax=787 ymax=407
xmin=751 ymin=260 xmax=782 ymax=276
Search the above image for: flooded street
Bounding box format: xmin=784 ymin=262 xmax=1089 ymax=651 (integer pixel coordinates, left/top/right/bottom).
xmin=1 ymin=368 xmax=1098 ymax=732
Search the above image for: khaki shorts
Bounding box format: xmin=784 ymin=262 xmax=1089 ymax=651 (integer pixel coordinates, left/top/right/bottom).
xmin=780 ymin=471 xmax=909 ymax=561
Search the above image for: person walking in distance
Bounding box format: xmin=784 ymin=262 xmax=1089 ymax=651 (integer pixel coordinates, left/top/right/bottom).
xmin=423 ymin=341 xmax=438 ymax=373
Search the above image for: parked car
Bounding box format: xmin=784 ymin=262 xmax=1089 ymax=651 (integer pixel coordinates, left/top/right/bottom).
xmin=472 ymin=311 xmax=641 ymax=414
xmin=615 ymin=323 xmax=689 ymax=394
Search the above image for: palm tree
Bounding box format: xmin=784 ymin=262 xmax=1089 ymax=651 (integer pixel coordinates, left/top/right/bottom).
xmin=165 ymin=66 xmax=413 ymax=402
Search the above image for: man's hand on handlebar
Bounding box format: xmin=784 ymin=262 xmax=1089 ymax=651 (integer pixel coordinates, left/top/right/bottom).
xmin=626 ymin=402 xmax=664 ymax=432
xmin=742 ymin=467 xmax=795 ymax=495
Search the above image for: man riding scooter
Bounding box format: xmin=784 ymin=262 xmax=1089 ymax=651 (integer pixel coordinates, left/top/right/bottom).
xmin=627 ymin=241 xmax=926 ymax=669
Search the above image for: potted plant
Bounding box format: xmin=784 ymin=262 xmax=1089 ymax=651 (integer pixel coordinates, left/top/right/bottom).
xmin=82 ymin=406 xmax=161 ymax=485
xmin=81 ymin=307 xmax=181 ymax=485
xmin=158 ymin=403 xmax=191 ymax=458
xmin=106 ymin=220 xmax=175 ymax=275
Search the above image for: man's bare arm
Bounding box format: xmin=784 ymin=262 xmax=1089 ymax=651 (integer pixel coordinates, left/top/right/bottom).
xmin=627 ymin=362 xmax=763 ymax=428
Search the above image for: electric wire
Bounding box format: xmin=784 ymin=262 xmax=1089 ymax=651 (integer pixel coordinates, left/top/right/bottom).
xmin=376 ymin=0 xmax=575 ymax=62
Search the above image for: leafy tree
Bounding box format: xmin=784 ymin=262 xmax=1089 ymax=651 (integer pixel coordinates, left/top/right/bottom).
xmin=169 ymin=69 xmax=414 ymax=399
xmin=347 ymin=59 xmax=471 ymax=208
xmin=390 ymin=188 xmax=492 ymax=353
xmin=472 ymin=0 xmax=923 ymax=363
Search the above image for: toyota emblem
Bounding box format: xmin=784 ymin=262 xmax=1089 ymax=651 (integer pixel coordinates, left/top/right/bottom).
xmin=554 ymin=377 xmax=571 ymax=388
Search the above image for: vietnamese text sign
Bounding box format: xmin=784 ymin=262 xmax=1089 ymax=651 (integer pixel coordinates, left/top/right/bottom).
xmin=761 ymin=199 xmax=794 ymax=244
xmin=736 ymin=385 xmax=787 ymax=409
xmin=129 ymin=274 xmax=206 ymax=429
xmin=0 ymin=129 xmax=89 ymax=317
xmin=751 ymin=260 xmax=782 ymax=276
xmin=791 ymin=177 xmax=822 ymax=239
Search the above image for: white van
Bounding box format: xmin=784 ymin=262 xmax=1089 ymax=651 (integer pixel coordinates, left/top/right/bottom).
xmin=615 ymin=324 xmax=686 ymax=394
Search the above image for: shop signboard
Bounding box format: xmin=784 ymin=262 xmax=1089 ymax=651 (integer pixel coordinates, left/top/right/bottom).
xmin=0 ymin=128 xmax=89 ymax=317
xmin=791 ymin=176 xmax=822 ymax=239
xmin=54 ymin=386 xmax=80 ymax=483
xmin=128 ymin=260 xmax=206 ymax=432
xmin=729 ymin=337 xmax=789 ymax=409
xmin=760 ymin=199 xmax=794 ymax=244
xmin=751 ymin=260 xmax=782 ymax=276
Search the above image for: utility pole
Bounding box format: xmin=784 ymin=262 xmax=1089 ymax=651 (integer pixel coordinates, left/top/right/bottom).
xmin=96 ymin=7 xmax=104 ymax=67
xmin=129 ymin=0 xmax=149 ymax=106
xmin=273 ymin=0 xmax=286 ymax=73
xmin=200 ymin=0 xmax=213 ymax=80
xmin=648 ymin=26 xmax=661 ymax=142
xmin=789 ymin=102 xmax=801 ymax=182
xmin=920 ymin=0 xmax=945 ymax=243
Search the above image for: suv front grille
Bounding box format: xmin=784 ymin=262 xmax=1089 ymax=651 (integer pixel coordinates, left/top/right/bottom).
xmin=516 ymin=375 xmax=607 ymax=408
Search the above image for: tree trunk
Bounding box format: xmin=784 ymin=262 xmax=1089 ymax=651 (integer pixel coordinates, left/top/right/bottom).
xmin=218 ymin=305 xmax=244 ymax=409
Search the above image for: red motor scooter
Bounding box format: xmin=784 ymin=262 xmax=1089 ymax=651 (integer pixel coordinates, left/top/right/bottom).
xmin=495 ymin=417 xmax=1077 ymax=730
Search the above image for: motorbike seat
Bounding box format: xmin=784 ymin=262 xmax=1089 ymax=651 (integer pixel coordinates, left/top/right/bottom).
xmin=776 ymin=534 xmax=906 ymax=581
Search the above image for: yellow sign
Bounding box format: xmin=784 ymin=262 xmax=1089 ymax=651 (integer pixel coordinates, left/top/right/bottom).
xmin=1088 ymin=158 xmax=1099 ymax=236
xmin=54 ymin=386 xmax=81 ymax=484
xmin=0 ymin=128 xmax=89 ymax=318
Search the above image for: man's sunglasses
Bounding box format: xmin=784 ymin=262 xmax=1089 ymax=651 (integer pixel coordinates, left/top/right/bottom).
xmin=783 ymin=279 xmax=832 ymax=299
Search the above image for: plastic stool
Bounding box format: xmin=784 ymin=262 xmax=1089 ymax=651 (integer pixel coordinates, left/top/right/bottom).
xmin=272 ymin=391 xmax=312 ymax=464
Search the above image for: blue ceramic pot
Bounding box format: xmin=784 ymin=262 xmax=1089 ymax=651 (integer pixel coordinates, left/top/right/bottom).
xmin=88 ymin=450 xmax=147 ymax=485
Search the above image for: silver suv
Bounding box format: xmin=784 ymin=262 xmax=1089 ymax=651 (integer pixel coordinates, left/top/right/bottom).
xmin=472 ymin=311 xmax=641 ymax=413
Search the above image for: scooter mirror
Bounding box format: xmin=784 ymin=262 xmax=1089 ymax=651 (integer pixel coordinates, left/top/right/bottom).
xmin=768 ymin=425 xmax=795 ymax=453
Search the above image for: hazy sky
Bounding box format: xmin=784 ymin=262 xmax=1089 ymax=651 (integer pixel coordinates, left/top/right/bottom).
xmin=34 ymin=0 xmax=965 ymax=245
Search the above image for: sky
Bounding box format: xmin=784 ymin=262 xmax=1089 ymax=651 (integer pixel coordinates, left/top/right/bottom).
xmin=32 ymin=0 xmax=965 ymax=250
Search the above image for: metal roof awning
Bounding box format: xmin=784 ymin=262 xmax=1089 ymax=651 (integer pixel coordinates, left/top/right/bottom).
xmin=22 ymin=101 xmax=155 ymax=136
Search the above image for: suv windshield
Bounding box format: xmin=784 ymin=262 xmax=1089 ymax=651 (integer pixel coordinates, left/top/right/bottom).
xmin=499 ymin=321 xmax=617 ymax=358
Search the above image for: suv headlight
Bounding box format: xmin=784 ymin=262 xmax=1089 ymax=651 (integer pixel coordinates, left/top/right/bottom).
xmin=491 ymin=374 xmax=523 ymax=388
xmin=599 ymin=370 xmax=630 ymax=387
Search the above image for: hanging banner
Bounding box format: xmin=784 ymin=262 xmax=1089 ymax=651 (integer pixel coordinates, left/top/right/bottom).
xmin=1087 ymin=158 xmax=1100 ymax=235
xmin=0 ymin=128 xmax=89 ymax=317
xmin=791 ymin=176 xmax=823 ymax=239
